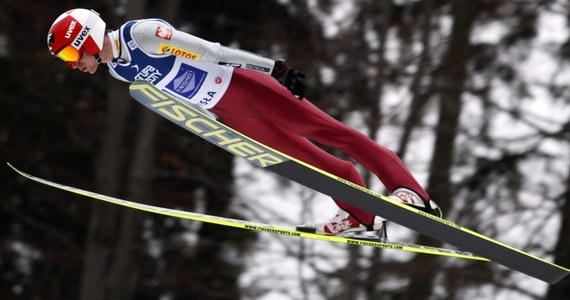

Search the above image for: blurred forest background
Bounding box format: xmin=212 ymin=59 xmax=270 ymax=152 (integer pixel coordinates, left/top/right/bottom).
xmin=1 ymin=0 xmax=570 ymax=299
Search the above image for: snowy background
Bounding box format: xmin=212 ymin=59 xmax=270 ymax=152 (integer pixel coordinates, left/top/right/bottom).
xmin=2 ymin=1 xmax=570 ymax=300
xmin=231 ymin=3 xmax=570 ymax=300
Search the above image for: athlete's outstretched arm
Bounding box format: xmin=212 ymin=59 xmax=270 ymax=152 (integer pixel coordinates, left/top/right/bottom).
xmin=130 ymin=19 xmax=305 ymax=97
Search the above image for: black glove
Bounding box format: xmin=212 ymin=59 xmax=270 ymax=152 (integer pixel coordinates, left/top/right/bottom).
xmin=271 ymin=60 xmax=306 ymax=99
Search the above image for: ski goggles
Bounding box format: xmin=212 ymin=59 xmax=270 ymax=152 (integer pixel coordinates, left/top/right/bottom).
xmin=55 ymin=44 xmax=84 ymax=68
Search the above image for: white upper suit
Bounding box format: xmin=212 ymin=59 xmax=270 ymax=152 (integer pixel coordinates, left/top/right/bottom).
xmin=107 ymin=18 xmax=275 ymax=109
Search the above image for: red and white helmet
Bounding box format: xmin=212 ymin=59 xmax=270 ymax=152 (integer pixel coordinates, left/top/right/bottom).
xmin=47 ymin=9 xmax=106 ymax=67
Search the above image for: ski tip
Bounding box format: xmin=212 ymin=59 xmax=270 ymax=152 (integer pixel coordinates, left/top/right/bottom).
xmin=6 ymin=162 xmax=24 ymax=174
xmin=6 ymin=162 xmax=16 ymax=171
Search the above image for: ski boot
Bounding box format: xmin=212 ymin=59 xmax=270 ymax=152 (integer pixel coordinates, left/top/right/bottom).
xmin=389 ymin=188 xmax=442 ymax=218
xmin=296 ymin=209 xmax=386 ymax=237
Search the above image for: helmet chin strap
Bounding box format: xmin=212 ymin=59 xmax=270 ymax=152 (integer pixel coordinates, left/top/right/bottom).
xmin=95 ymin=53 xmax=109 ymax=69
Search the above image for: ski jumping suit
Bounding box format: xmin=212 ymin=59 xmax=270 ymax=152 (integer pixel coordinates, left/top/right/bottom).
xmin=107 ymin=19 xmax=429 ymax=226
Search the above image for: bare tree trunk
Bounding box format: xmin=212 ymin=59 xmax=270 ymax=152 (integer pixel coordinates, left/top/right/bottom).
xmin=404 ymin=0 xmax=478 ymax=298
xmin=80 ymin=82 xmax=131 ymax=300
xmin=105 ymin=109 xmax=158 ymax=299
xmin=544 ymin=148 xmax=570 ymax=299
xmin=104 ymin=1 xmax=187 ymax=299
xmin=80 ymin=0 xmax=148 ymax=299
xmin=362 ymin=0 xmax=392 ymax=299
xmin=396 ymin=0 xmax=434 ymax=158
xmin=101 ymin=0 xmax=155 ymax=298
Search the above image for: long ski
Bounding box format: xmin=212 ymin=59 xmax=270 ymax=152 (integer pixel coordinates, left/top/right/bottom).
xmin=124 ymin=80 xmax=570 ymax=283
xmin=125 ymin=80 xmax=569 ymax=284
xmin=8 ymin=163 xmax=486 ymax=260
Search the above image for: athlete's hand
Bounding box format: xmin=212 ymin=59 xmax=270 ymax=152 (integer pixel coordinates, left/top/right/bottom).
xmin=271 ymin=60 xmax=306 ymax=99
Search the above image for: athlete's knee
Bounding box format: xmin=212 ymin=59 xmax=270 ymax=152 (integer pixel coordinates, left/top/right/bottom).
xmin=335 ymin=160 xmax=364 ymax=185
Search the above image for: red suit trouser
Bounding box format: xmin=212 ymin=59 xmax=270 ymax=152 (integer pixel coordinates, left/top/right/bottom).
xmin=210 ymin=68 xmax=429 ymax=225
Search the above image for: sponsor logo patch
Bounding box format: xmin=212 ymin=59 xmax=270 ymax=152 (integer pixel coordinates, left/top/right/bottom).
xmin=127 ymin=40 xmax=137 ymax=51
xmin=134 ymin=65 xmax=163 ymax=84
xmin=65 ymin=20 xmax=77 ymax=39
xmin=158 ymin=43 xmax=201 ymax=60
xmin=246 ymin=63 xmax=270 ymax=73
xmin=166 ymin=63 xmax=207 ymax=99
xmin=218 ymin=61 xmax=242 ymax=68
xmin=113 ymin=38 xmax=121 ymax=52
xmin=72 ymin=25 xmax=91 ymax=48
xmin=131 ymin=82 xmax=285 ymax=167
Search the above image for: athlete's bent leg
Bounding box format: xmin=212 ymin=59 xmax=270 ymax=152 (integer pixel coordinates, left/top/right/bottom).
xmin=209 ymin=110 xmax=376 ymax=226
xmin=214 ymin=68 xmax=430 ymax=201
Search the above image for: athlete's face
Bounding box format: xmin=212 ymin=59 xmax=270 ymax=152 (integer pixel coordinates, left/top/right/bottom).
xmin=68 ymin=36 xmax=113 ymax=74
xmin=70 ymin=52 xmax=99 ymax=74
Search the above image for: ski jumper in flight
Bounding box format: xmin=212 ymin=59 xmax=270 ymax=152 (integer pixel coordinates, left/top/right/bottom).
xmin=47 ymin=9 xmax=440 ymax=235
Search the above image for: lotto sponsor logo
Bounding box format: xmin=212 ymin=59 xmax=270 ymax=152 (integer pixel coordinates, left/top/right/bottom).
xmin=158 ymin=43 xmax=201 ymax=60
xmin=155 ymin=25 xmax=173 ymax=40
